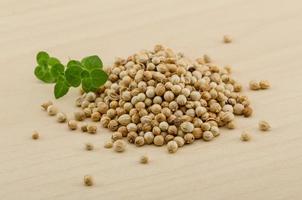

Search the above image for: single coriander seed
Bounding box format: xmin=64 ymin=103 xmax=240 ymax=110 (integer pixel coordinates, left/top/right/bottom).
xmin=223 ymin=35 xmax=232 ymax=43
xmin=140 ymin=155 xmax=149 ymax=164
xmin=249 ymin=80 xmax=260 ymax=90
xmin=47 ymin=105 xmax=58 ymax=116
xmin=113 ymin=139 xmax=126 ymax=152
xmin=57 ymin=112 xmax=67 ymax=123
xmin=240 ymin=132 xmax=251 ymax=142
xmin=83 ymin=175 xmax=93 ymax=186
xmin=259 ymin=120 xmax=271 ymax=131
xmin=32 ymin=131 xmax=39 ymax=140
xmin=41 ymin=101 xmax=53 ymax=111
xmin=85 ymin=143 xmax=94 ymax=151
xmin=104 ymin=140 xmax=113 ymax=149
xmin=259 ymin=80 xmax=271 ymax=89
xmin=87 ymin=124 xmax=97 ymax=134
xmin=167 ymin=141 xmax=178 ymax=153
xmin=68 ymin=120 xmax=78 ymax=130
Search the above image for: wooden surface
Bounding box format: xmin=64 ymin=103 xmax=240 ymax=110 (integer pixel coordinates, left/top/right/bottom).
xmin=1 ymin=0 xmax=302 ymax=199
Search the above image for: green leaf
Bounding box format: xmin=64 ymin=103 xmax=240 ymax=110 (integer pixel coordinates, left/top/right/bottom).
xmin=50 ymin=63 xmax=64 ymax=78
xmin=54 ymin=79 xmax=70 ymax=99
xmin=81 ymin=55 xmax=103 ymax=70
xmin=34 ymin=66 xmax=46 ymax=81
xmin=90 ymin=69 xmax=108 ymax=87
xmin=82 ymin=77 xmax=98 ymax=92
xmin=81 ymin=70 xmax=89 ymax=78
xmin=65 ymin=65 xmax=82 ymax=87
xmin=48 ymin=57 xmax=60 ymax=66
xmin=34 ymin=66 xmax=56 ymax=83
xmin=67 ymin=60 xmax=82 ymax=68
xmin=36 ymin=51 xmax=49 ymax=65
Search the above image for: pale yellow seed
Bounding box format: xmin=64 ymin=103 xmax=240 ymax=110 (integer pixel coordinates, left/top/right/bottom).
xmin=85 ymin=143 xmax=94 ymax=151
xmin=140 ymin=155 xmax=149 ymax=164
xmin=259 ymin=120 xmax=271 ymax=131
xmin=223 ymin=35 xmax=232 ymax=43
xmin=83 ymin=175 xmax=93 ymax=186
xmin=249 ymin=80 xmax=260 ymax=90
xmin=32 ymin=131 xmax=39 ymax=140
xmin=259 ymin=80 xmax=271 ymax=89
xmin=113 ymin=139 xmax=126 ymax=152
xmin=241 ymin=132 xmax=251 ymax=142
xmin=104 ymin=141 xmax=113 ymax=149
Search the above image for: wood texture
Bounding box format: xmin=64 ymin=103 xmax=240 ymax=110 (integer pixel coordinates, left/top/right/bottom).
xmin=1 ymin=0 xmax=302 ymax=199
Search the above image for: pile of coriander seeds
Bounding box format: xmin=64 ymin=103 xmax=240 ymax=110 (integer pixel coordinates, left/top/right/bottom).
xmin=75 ymin=45 xmax=253 ymax=153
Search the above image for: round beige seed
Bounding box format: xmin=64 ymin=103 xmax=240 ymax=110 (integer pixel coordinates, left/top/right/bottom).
xmin=259 ymin=80 xmax=271 ymax=89
xmin=174 ymin=136 xmax=185 ymax=147
xmin=47 ymin=105 xmax=58 ymax=116
xmin=87 ymin=124 xmax=97 ymax=134
xmin=83 ymin=175 xmax=93 ymax=186
xmin=203 ymin=131 xmax=214 ymax=141
xmin=32 ymin=131 xmax=39 ymax=140
xmin=85 ymin=143 xmax=94 ymax=151
xmin=113 ymin=139 xmax=126 ymax=152
xmin=154 ymin=135 xmax=164 ymax=146
xmin=259 ymin=120 xmax=271 ymax=131
xmin=104 ymin=140 xmax=113 ymax=148
xmin=167 ymin=141 xmax=178 ymax=153
xmin=68 ymin=120 xmax=78 ymax=130
xmin=57 ymin=112 xmax=67 ymax=123
xmin=135 ymin=136 xmax=145 ymax=147
xmin=223 ymin=35 xmax=232 ymax=43
xmin=249 ymin=80 xmax=260 ymax=90
xmin=140 ymin=155 xmax=149 ymax=164
xmin=41 ymin=101 xmax=53 ymax=110
xmin=241 ymin=132 xmax=251 ymax=142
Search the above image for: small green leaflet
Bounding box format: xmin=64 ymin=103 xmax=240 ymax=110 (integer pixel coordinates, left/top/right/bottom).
xmin=65 ymin=65 xmax=82 ymax=87
xmin=54 ymin=78 xmax=70 ymax=99
xmin=34 ymin=52 xmax=108 ymax=98
xmin=90 ymin=69 xmax=108 ymax=87
xmin=81 ymin=55 xmax=103 ymax=71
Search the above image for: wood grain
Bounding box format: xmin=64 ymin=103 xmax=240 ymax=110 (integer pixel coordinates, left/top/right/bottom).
xmin=1 ymin=0 xmax=302 ymax=199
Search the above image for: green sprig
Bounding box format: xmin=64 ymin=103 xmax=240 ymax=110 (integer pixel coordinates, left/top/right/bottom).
xmin=34 ymin=51 xmax=108 ymax=99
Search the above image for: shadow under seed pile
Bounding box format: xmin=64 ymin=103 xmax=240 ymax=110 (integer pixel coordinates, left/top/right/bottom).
xmin=75 ymin=45 xmax=253 ymax=153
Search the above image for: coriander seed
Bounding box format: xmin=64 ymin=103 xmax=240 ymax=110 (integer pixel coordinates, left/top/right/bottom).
xmin=47 ymin=105 xmax=58 ymax=116
xmin=223 ymin=35 xmax=232 ymax=43
xmin=259 ymin=80 xmax=270 ymax=89
xmin=113 ymin=139 xmax=126 ymax=152
xmin=32 ymin=131 xmax=39 ymax=140
xmin=154 ymin=135 xmax=164 ymax=146
xmin=57 ymin=112 xmax=67 ymax=123
xmin=140 ymin=155 xmax=149 ymax=164
xmin=259 ymin=120 xmax=271 ymax=131
xmin=41 ymin=101 xmax=53 ymax=110
xmin=167 ymin=141 xmax=178 ymax=153
xmin=249 ymin=80 xmax=260 ymax=90
xmin=83 ymin=175 xmax=93 ymax=186
xmin=87 ymin=124 xmax=97 ymax=134
xmin=68 ymin=120 xmax=78 ymax=130
xmin=85 ymin=143 xmax=94 ymax=151
xmin=203 ymin=131 xmax=214 ymax=141
xmin=104 ymin=140 xmax=113 ymax=148
xmin=240 ymin=132 xmax=251 ymax=142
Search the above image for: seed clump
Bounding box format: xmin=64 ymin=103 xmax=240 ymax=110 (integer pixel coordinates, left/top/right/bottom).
xmin=70 ymin=45 xmax=255 ymax=153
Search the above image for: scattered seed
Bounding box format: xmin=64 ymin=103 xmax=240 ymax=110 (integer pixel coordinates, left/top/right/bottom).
xmin=259 ymin=80 xmax=271 ymax=89
xmin=113 ymin=139 xmax=126 ymax=152
xmin=104 ymin=141 xmax=113 ymax=148
xmin=68 ymin=120 xmax=78 ymax=130
xmin=249 ymin=80 xmax=260 ymax=90
xmin=32 ymin=131 xmax=39 ymax=140
xmin=57 ymin=112 xmax=67 ymax=123
xmin=41 ymin=101 xmax=53 ymax=110
xmin=83 ymin=175 xmax=93 ymax=186
xmin=259 ymin=120 xmax=271 ymax=131
xmin=167 ymin=141 xmax=178 ymax=153
xmin=87 ymin=124 xmax=97 ymax=134
xmin=223 ymin=35 xmax=232 ymax=43
xmin=240 ymin=132 xmax=251 ymax=141
xmin=140 ymin=155 xmax=149 ymax=164
xmin=47 ymin=105 xmax=58 ymax=116
xmin=85 ymin=143 xmax=94 ymax=151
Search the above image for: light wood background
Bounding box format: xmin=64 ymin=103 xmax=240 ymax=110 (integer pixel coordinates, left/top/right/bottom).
xmin=1 ymin=0 xmax=302 ymax=199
